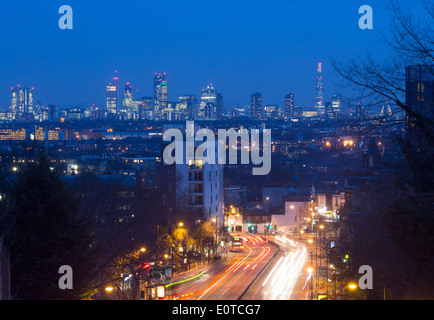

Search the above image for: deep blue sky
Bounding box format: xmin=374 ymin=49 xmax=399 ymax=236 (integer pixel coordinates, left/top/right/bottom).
xmin=0 ymin=0 xmax=425 ymax=111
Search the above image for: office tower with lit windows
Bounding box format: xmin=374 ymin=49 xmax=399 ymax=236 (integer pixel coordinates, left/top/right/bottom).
xmin=215 ymin=93 xmax=223 ymax=119
xmin=325 ymin=102 xmax=333 ymax=119
xmin=200 ymin=84 xmax=218 ymax=119
xmin=405 ymin=65 xmax=434 ymax=140
xmin=284 ymin=93 xmax=295 ymax=121
xmin=315 ymin=63 xmax=325 ymax=116
xmin=154 ymin=73 xmax=168 ymax=118
xmin=139 ymin=97 xmax=154 ymax=119
xmin=263 ymin=105 xmax=278 ymax=119
xmin=106 ymin=78 xmax=118 ymax=115
xmin=122 ymin=83 xmax=133 ymax=109
xmin=380 ymin=104 xmax=392 ymax=118
xmin=251 ymin=92 xmax=262 ymax=119
xmin=11 ymin=85 xmax=34 ymax=119
xmin=118 ymin=82 xmax=134 ymax=119
xmin=330 ymin=94 xmax=341 ymax=118
xmin=179 ymin=95 xmax=198 ymax=119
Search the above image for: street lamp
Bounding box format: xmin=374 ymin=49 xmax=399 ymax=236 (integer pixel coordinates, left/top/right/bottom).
xmin=348 ymin=283 xmax=358 ymax=290
xmin=318 ymin=224 xmax=324 ymax=265
xmin=265 ymin=197 xmax=270 ymax=213
xmin=212 ymin=218 xmax=217 ymax=260
xmin=307 ymin=267 xmax=314 ymax=300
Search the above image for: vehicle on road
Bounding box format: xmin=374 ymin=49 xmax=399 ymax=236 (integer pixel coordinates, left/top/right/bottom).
xmin=229 ymin=235 xmax=245 ymax=252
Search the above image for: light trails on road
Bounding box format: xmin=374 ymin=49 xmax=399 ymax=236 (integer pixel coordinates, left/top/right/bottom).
xmin=197 ymin=243 xmax=255 ymax=299
xmin=168 ymin=236 xmax=275 ymax=300
xmin=245 ymin=236 xmax=308 ymax=300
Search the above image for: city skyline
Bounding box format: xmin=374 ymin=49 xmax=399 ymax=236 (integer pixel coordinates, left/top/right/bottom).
xmin=0 ymin=0 xmax=425 ymax=110
xmin=2 ymin=64 xmax=336 ymax=113
xmin=3 ymin=65 xmax=353 ymax=121
xmin=0 ymin=0 xmax=433 ymax=304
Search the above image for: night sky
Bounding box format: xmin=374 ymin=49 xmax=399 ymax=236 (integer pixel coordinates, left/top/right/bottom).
xmin=0 ymin=0 xmax=424 ymax=111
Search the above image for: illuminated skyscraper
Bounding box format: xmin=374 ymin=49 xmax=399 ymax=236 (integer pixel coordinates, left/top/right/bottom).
xmin=106 ymin=81 xmax=118 ymax=115
xmin=154 ymin=73 xmax=168 ymax=118
xmin=122 ymin=83 xmax=133 ymax=108
xmin=284 ymin=93 xmax=295 ymax=121
xmin=315 ymin=63 xmax=325 ymax=116
xmin=114 ymin=76 xmax=119 ymax=111
xmin=11 ymin=85 xmax=33 ymax=119
xmin=139 ymin=97 xmax=154 ymax=119
xmin=216 ymin=93 xmax=223 ymax=119
xmin=380 ymin=104 xmax=392 ymax=117
xmin=325 ymin=102 xmax=333 ymax=119
xmin=179 ymin=95 xmax=198 ymax=119
xmin=251 ymin=92 xmax=262 ymax=119
xmin=118 ymin=82 xmax=134 ymax=118
xmin=330 ymin=94 xmax=341 ymax=117
xmin=200 ymin=83 xmax=220 ymax=119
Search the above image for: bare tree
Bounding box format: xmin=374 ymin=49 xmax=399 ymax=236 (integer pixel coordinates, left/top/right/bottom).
xmin=333 ymin=0 xmax=434 ymax=192
xmin=331 ymin=0 xmax=434 ymax=299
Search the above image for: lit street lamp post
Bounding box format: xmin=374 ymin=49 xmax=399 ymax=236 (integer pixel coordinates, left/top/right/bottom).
xmin=307 ymin=266 xmax=314 ymax=300
xmin=212 ymin=218 xmax=218 ymax=260
xmin=319 ymin=224 xmax=324 ymax=266
xmin=265 ymin=197 xmax=270 ymax=213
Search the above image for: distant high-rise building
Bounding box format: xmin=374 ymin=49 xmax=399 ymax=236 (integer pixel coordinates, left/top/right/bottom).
xmin=122 ymin=83 xmax=133 ymax=109
xmin=264 ymin=104 xmax=278 ymax=119
xmin=284 ymin=93 xmax=295 ymax=121
xmin=330 ymin=95 xmax=341 ymax=118
xmin=293 ymin=105 xmax=303 ymax=119
xmin=380 ymin=104 xmax=392 ymax=117
xmin=325 ymin=102 xmax=333 ymax=119
xmin=106 ymin=81 xmax=118 ymax=115
xmin=251 ymin=92 xmax=262 ymax=119
xmin=356 ymin=103 xmax=365 ymax=118
xmin=11 ymin=85 xmax=33 ymax=119
xmin=216 ymin=93 xmax=223 ymax=119
xmin=48 ymin=104 xmax=56 ymax=120
xmin=119 ymin=83 xmax=134 ymax=119
xmin=315 ymin=63 xmax=325 ymax=116
xmin=154 ymin=73 xmax=168 ymax=118
xmin=200 ymin=84 xmax=219 ymax=119
xmin=405 ymin=65 xmax=434 ymax=138
xmin=114 ymin=76 xmax=119 ymax=111
xmin=179 ymin=95 xmax=198 ymax=119
xmin=139 ymin=97 xmax=154 ymax=120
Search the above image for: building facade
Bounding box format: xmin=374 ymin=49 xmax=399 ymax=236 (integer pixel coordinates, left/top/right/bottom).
xmin=11 ymin=85 xmax=33 ymax=119
xmin=251 ymin=92 xmax=262 ymax=119
xmin=284 ymin=93 xmax=295 ymax=121
xmin=154 ymin=73 xmax=168 ymax=118
xmin=314 ymin=63 xmax=325 ymax=116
